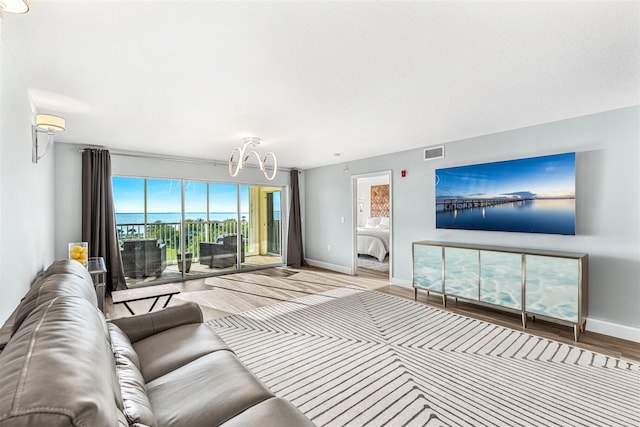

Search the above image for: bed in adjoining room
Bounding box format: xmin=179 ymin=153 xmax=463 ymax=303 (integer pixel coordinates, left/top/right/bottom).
xmin=357 ymin=216 xmax=390 ymax=262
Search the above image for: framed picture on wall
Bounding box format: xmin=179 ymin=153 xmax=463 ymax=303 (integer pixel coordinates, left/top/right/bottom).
xmin=435 ymin=152 xmax=576 ymax=235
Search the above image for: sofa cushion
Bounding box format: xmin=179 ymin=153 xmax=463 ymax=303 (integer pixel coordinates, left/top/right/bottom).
xmin=0 ymin=296 xmax=118 ymax=427
xmin=41 ymin=258 xmax=94 ymax=282
xmin=27 ymin=259 xmax=94 ymax=297
xmin=114 ymin=347 xmax=158 ymax=427
xmin=115 ymin=359 xmax=157 ymax=427
xmin=12 ymin=260 xmax=96 ymax=335
xmin=108 ymin=323 xmax=157 ymax=427
xmin=146 ymin=351 xmax=274 ymax=427
xmin=219 ymin=397 xmax=314 ymax=427
xmin=133 ymin=323 xmax=231 ymax=382
xmin=109 ymin=322 xmax=141 ymax=369
xmin=117 ymin=409 xmax=129 ymax=427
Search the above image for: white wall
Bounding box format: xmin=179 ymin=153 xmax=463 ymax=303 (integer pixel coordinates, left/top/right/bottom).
xmin=0 ymin=36 xmax=56 ymax=324
xmin=304 ymin=107 xmax=640 ymax=341
xmin=53 ymin=143 xmax=83 ymax=259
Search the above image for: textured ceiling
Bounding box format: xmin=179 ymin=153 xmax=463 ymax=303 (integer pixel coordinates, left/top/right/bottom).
xmin=2 ymin=1 xmax=638 ymax=169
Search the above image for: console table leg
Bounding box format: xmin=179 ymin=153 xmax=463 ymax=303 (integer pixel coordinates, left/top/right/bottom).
xmin=573 ymin=324 xmax=580 ymax=342
xmin=521 ymin=312 xmax=527 ymax=328
xmin=442 ymin=295 xmax=447 ymax=307
xmin=414 ymin=288 xmax=417 ymax=301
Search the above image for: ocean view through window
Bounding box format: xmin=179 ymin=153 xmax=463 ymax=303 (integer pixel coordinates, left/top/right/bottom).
xmin=112 ymin=177 xmax=283 ymax=286
xmin=115 ymin=212 xmax=250 ymax=224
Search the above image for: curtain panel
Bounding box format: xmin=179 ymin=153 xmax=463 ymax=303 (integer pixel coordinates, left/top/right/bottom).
xmin=286 ymin=169 xmax=304 ymax=268
xmin=82 ymin=149 xmax=126 ymax=292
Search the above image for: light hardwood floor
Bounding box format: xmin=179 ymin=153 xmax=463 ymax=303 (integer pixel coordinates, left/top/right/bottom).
xmin=105 ymin=265 xmax=640 ymax=363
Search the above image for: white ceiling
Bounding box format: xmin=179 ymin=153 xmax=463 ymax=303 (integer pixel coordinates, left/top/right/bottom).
xmin=2 ymin=1 xmax=638 ymax=170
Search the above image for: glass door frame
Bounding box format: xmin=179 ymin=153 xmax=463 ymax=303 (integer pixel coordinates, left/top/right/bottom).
xmin=114 ymin=176 xmax=287 ymax=287
xmin=238 ymin=185 xmax=285 ymax=271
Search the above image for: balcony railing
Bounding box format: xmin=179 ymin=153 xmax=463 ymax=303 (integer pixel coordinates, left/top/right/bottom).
xmin=116 ymin=220 xmax=250 ymax=263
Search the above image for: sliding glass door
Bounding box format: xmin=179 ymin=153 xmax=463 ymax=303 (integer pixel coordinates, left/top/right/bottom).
xmin=182 ymin=181 xmax=207 ymax=277
xmin=266 ymin=190 xmax=281 ymax=255
xmin=240 ymin=185 xmax=283 ymax=269
xmin=205 ymin=183 xmax=241 ymax=273
xmin=113 ymin=177 xmax=284 ymax=286
xmin=113 ymin=177 xmax=184 ymax=287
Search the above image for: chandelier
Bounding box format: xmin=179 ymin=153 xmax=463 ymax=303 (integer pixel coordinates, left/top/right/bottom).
xmin=229 ymin=137 xmax=277 ymax=181
xmin=0 ymin=0 xmax=30 ymax=14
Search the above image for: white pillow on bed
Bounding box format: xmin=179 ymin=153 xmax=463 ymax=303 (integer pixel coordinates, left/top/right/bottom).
xmin=376 ymin=217 xmax=390 ymax=229
xmin=364 ymin=217 xmax=380 ymax=228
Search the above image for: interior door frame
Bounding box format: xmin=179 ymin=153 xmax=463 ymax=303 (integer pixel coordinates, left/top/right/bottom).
xmin=351 ymin=170 xmax=393 ymax=281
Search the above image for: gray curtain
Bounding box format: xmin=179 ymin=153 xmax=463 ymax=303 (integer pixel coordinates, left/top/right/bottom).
xmin=82 ymin=149 xmax=126 ymax=292
xmin=287 ymin=169 xmax=304 ymax=268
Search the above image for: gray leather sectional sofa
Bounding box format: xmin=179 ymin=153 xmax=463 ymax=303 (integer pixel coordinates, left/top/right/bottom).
xmin=0 ymin=260 xmax=313 ymax=427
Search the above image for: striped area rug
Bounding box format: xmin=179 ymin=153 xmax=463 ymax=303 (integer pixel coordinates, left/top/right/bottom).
xmin=208 ymin=286 xmax=640 ymax=426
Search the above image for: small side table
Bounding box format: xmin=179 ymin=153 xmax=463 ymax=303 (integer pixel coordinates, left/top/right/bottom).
xmin=88 ymin=257 xmax=107 ymax=312
xmin=111 ymin=284 xmax=180 ymax=315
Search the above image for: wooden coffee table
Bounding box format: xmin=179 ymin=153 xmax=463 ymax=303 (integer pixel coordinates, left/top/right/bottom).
xmin=112 ymin=284 xmax=180 ymax=315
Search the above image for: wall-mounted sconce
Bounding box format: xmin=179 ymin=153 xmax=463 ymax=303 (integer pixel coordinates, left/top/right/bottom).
xmin=32 ymin=114 xmax=65 ymax=163
xmin=0 ymin=0 xmax=30 ymax=14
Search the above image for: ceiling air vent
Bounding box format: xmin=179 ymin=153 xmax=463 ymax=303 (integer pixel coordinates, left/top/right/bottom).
xmin=424 ymin=145 xmax=445 ymax=161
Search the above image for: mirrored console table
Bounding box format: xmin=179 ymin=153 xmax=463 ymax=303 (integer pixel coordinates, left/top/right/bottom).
xmin=412 ymin=241 xmax=588 ymax=341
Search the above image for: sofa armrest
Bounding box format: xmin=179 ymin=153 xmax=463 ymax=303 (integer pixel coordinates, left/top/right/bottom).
xmin=109 ymin=302 xmax=203 ymax=343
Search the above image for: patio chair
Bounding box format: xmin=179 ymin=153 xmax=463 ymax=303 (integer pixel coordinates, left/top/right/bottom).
xmin=121 ymin=239 xmax=167 ymax=278
xmin=199 ymin=234 xmax=244 ymax=268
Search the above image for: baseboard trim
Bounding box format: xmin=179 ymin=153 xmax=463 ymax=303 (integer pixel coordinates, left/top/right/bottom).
xmin=586 ymin=317 xmax=640 ymax=343
xmin=304 ymin=258 xmax=352 ymax=275
xmin=391 ymin=277 xmax=412 ymax=288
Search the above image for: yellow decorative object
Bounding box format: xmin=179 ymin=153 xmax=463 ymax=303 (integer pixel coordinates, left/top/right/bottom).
xmin=68 ymin=242 xmax=88 ymax=266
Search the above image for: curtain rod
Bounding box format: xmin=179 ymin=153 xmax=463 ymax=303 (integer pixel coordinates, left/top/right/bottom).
xmin=78 ymin=147 xmax=293 ymax=172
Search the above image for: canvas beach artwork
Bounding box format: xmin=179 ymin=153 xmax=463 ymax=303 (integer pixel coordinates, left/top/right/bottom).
xmin=435 ymin=152 xmax=576 ymax=235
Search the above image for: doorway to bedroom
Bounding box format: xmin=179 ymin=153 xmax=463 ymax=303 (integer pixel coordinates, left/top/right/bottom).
xmin=353 ymin=172 xmax=392 ymax=279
